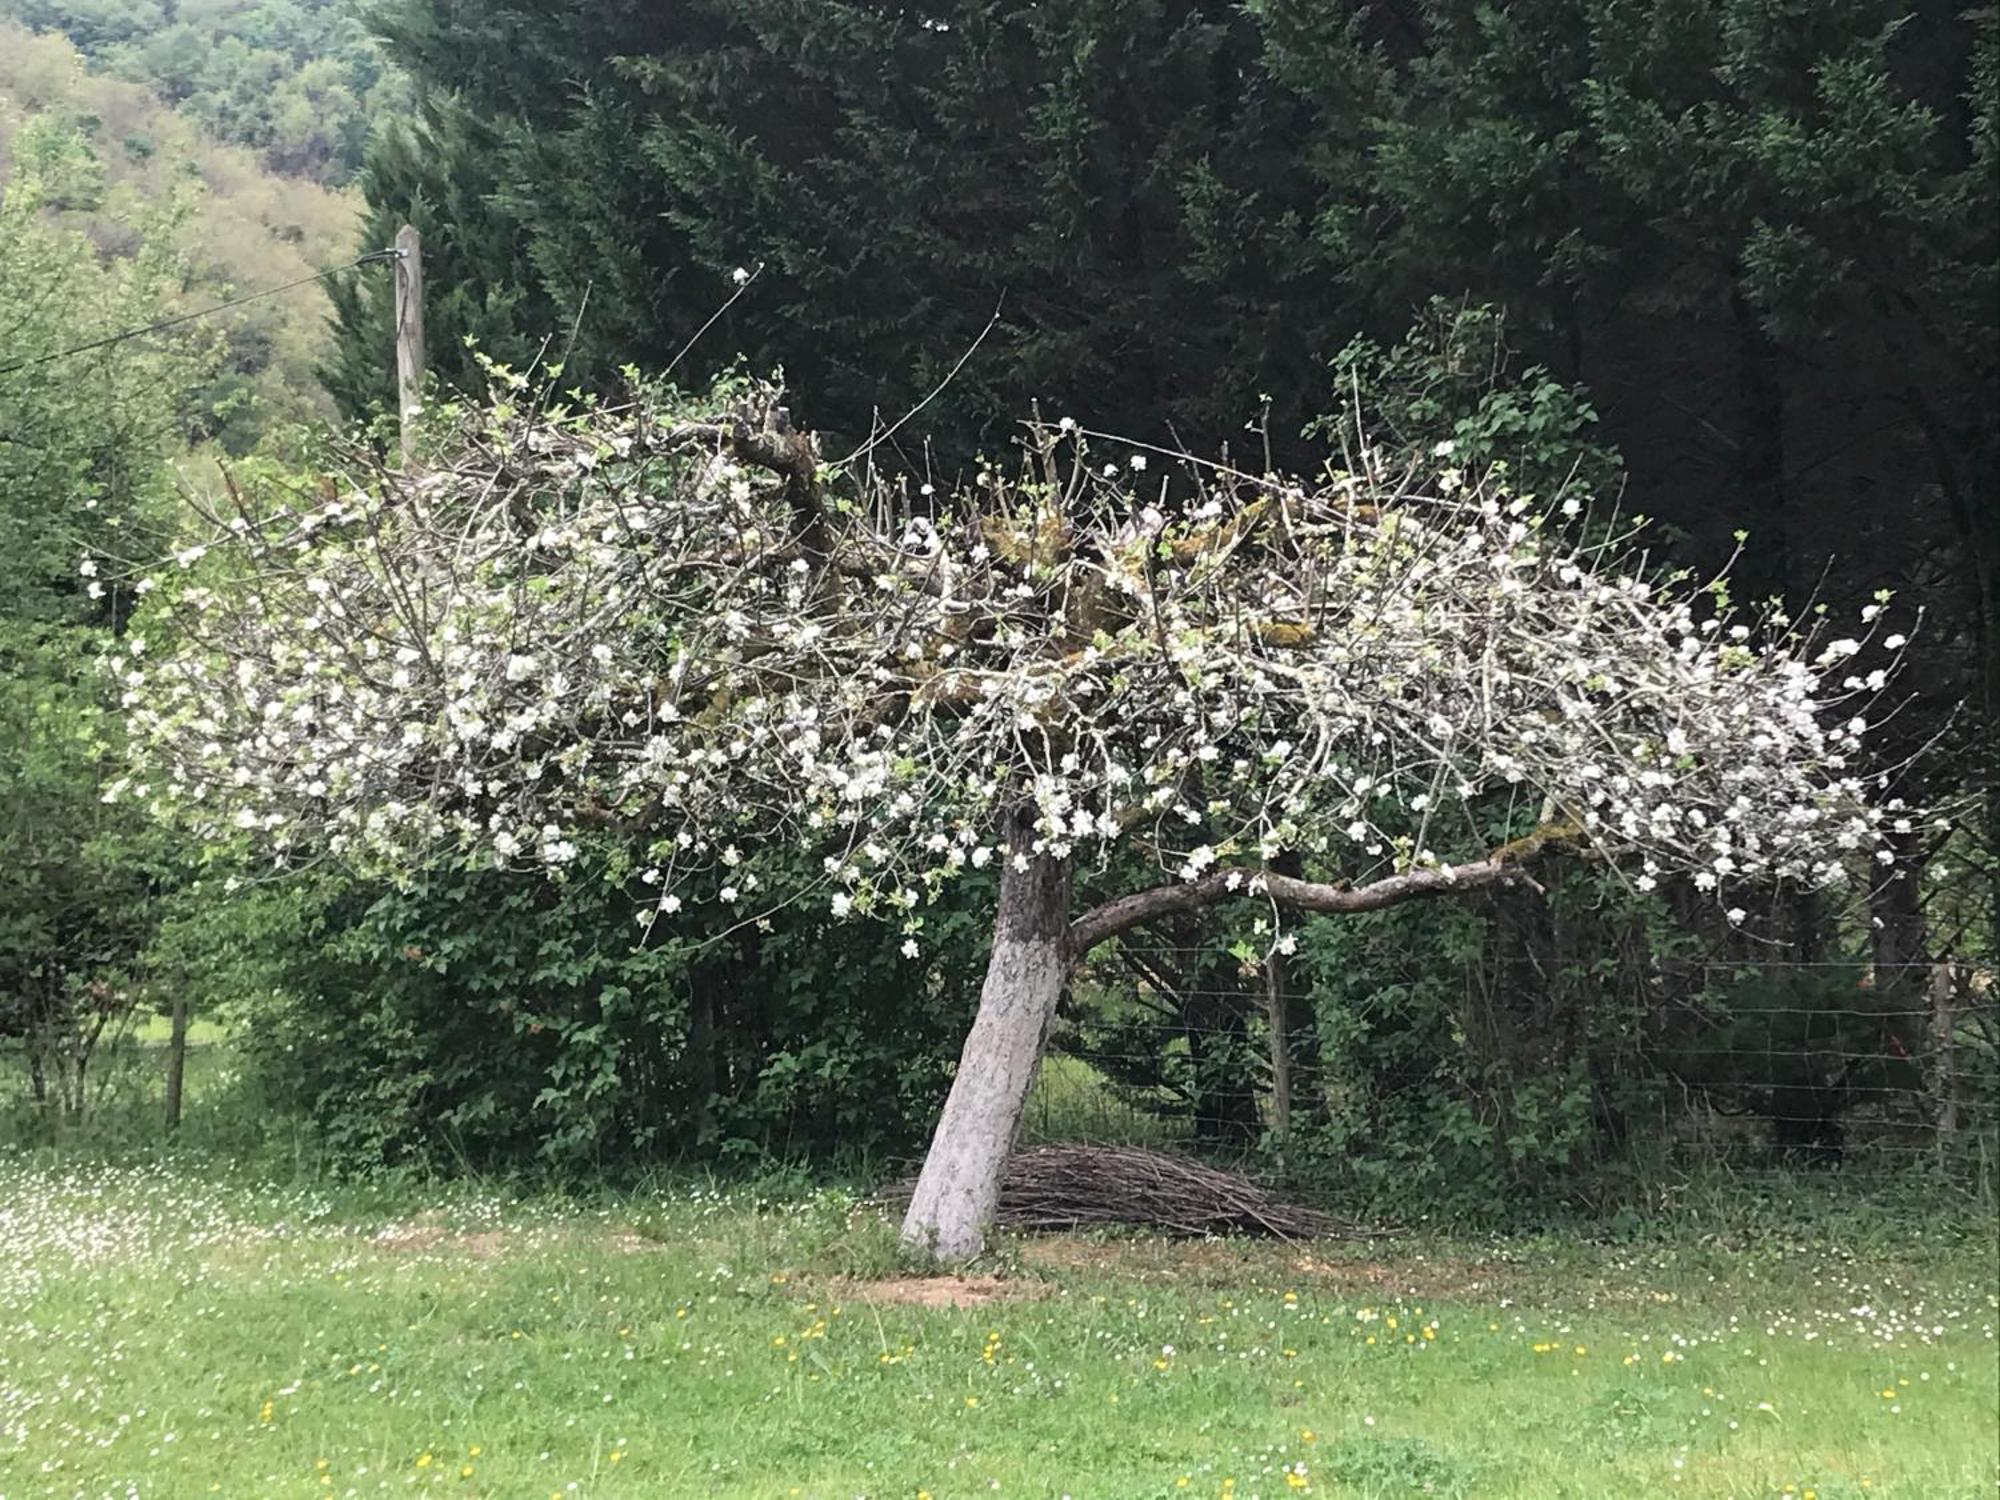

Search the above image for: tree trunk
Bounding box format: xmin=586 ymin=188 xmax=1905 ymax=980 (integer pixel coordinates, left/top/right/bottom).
xmin=687 ymin=980 xmax=716 ymax=1143
xmin=1264 ymin=853 xmax=1324 ymax=1131
xmin=163 ymin=995 xmax=189 ymax=1133
xmin=1870 ymin=827 xmax=1930 ymax=1002
xmin=1185 ymin=945 xmax=1260 ymax=1150
xmin=900 ymin=817 xmax=1071 ymax=1262
xmin=1730 ymin=287 xmax=1789 ymax=610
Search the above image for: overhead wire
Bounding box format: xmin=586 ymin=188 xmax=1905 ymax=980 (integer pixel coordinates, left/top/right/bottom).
xmin=0 ymin=248 xmax=400 ymax=379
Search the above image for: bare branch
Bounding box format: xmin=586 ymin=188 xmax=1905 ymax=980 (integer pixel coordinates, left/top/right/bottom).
xmin=1068 ymin=853 xmax=1527 ymax=960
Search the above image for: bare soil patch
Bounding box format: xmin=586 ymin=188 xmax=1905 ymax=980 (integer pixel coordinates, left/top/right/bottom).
xmin=611 ymin=1231 xmax=670 ymax=1255
xmin=835 ymin=1274 xmax=1053 ymax=1309
xmin=371 ymin=1223 xmax=447 ymax=1253
xmin=368 ymin=1224 xmax=526 ymax=1261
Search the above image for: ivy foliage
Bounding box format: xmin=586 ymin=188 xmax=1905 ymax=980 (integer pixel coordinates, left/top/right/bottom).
xmin=247 ymin=848 xmax=999 ymax=1172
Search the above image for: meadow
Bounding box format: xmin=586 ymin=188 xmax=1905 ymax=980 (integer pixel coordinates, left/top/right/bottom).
xmin=0 ymin=1129 xmax=1993 ymax=1500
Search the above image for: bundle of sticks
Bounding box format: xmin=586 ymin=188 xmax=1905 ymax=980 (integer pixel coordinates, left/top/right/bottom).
xmin=882 ymin=1144 xmax=1375 ymax=1240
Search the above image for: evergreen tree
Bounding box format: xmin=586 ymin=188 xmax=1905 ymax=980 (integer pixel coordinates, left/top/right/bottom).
xmin=1260 ymin=0 xmax=1997 ymax=942
xmin=329 ymin=0 xmax=1333 ymax=462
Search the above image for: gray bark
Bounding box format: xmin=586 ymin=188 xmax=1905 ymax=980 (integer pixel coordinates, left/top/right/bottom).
xmin=1067 ymin=853 xmax=1525 ymax=956
xmin=900 ymin=816 xmax=1071 ymax=1262
xmin=900 ymin=842 xmax=1539 ymax=1262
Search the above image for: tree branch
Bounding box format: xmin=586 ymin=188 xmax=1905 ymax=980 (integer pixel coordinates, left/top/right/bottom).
xmin=659 ymin=409 xmax=827 ymax=562
xmin=1066 ymin=853 xmax=1531 ymax=961
xmin=728 ymin=414 xmax=827 ymax=562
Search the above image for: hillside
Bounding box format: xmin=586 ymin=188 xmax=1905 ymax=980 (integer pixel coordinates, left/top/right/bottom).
xmin=0 ymin=21 xmax=362 ymax=439
xmin=0 ymin=0 xmax=397 ymax=186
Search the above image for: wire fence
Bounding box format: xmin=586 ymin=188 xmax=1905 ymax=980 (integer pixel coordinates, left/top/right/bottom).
xmin=7 ymin=953 xmax=1996 ymax=1191
xmin=1026 ymin=953 xmax=2000 ymax=1182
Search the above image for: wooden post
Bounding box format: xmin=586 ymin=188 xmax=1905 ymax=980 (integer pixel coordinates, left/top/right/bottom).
xmin=1264 ymin=951 xmax=1293 ymax=1143
xmin=1930 ymin=963 xmax=1958 ymax=1158
xmin=163 ymin=994 xmax=189 ymax=1133
xmin=393 ymin=224 xmax=425 ymax=464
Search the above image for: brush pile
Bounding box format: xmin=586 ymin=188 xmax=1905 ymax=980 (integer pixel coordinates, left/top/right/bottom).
xmin=882 ymin=1144 xmax=1358 ymax=1240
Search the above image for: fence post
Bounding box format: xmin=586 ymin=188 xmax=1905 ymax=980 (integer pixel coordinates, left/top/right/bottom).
xmin=1930 ymin=963 xmax=1958 ymax=1161
xmin=163 ymin=994 xmax=189 ymax=1133
xmin=394 ymin=224 xmax=426 ymax=464
xmin=1264 ymin=953 xmax=1293 ymax=1144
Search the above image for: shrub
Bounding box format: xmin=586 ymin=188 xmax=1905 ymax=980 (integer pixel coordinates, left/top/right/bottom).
xmin=246 ymin=847 xmax=996 ymax=1173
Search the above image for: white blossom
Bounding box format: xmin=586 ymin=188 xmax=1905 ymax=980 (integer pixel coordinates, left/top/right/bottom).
xmin=116 ymin=381 xmax=1901 ymax=927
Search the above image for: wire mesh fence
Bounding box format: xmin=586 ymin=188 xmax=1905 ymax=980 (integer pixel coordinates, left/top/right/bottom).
xmin=6 ymin=947 xmax=1995 ymax=1197
xmin=1025 ymin=952 xmax=2000 ymax=1185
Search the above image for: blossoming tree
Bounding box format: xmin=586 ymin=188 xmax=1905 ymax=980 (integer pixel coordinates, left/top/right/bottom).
xmin=112 ymin=379 xmax=1899 ymax=1259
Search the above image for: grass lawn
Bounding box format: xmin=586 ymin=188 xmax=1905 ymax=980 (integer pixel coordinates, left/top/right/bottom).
xmin=0 ymin=1157 xmax=1992 ymax=1500
xmin=127 ymin=1014 xmax=236 ymax=1047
